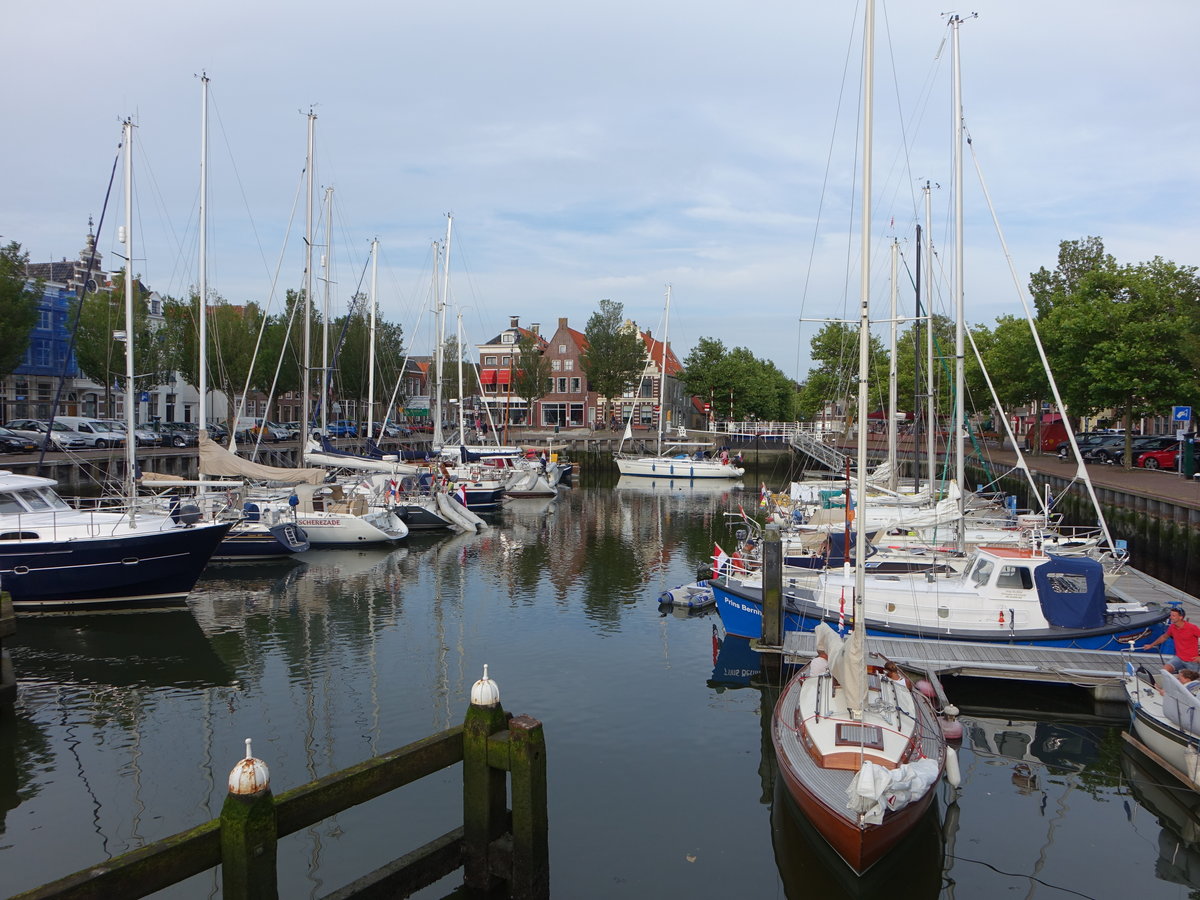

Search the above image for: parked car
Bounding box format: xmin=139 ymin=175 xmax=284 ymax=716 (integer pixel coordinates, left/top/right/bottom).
xmin=232 ymin=417 xmax=287 ymax=443
xmin=282 ymin=421 xmax=304 ymax=440
xmin=1081 ymin=433 xmax=1158 ymax=465
xmin=4 ymin=419 xmax=90 ymax=451
xmin=1135 ymin=435 xmax=1194 ymax=470
xmin=326 ymin=420 xmax=358 ymax=437
xmin=1053 ymin=432 xmax=1107 ymax=458
xmin=103 ymin=419 xmax=164 ymax=447
xmin=156 ymin=422 xmax=201 ymax=448
xmin=55 ymin=416 xmax=126 ymax=449
xmin=0 ymin=427 xmax=38 ymax=453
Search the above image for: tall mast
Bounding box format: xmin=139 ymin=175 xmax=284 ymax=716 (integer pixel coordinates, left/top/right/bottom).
xmin=846 ymin=0 xmax=875 ymax=716
xmin=951 ymin=13 xmax=966 ymax=549
xmin=913 ymin=221 xmax=923 ymax=492
xmin=321 ymin=185 xmax=334 ymax=435
xmin=456 ymin=310 xmax=466 ymax=440
xmin=888 ymin=238 xmax=898 ymax=492
xmin=435 ymin=214 xmax=454 ymax=447
xmin=659 ymin=284 xmax=671 ymax=452
xmin=198 ymin=73 xmax=209 ymax=436
xmin=924 ymin=181 xmax=936 ymax=496
xmin=432 ymin=240 xmax=444 ymax=448
xmin=368 ymin=237 xmax=378 ymax=439
xmin=122 ymin=118 xmax=137 ymax=525
xmin=301 ymin=110 xmax=315 ymax=451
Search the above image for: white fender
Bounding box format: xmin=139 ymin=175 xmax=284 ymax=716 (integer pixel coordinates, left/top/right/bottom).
xmin=944 ymin=747 xmax=961 ymax=788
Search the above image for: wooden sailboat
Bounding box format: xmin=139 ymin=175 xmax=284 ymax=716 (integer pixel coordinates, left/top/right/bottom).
xmin=769 ymin=1 xmax=953 ymax=873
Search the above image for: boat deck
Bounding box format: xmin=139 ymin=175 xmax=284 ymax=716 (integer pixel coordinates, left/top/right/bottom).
xmin=763 ymin=564 xmax=1192 ymax=693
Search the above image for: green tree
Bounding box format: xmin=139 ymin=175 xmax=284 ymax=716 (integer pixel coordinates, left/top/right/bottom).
xmin=72 ymin=270 xmax=173 ymax=417
xmin=581 ymin=299 xmax=645 ymax=420
xmin=0 ymin=242 xmax=41 ymax=378
xmin=512 ymin=333 xmax=551 ymax=422
xmin=330 ymin=297 xmax=406 ymax=423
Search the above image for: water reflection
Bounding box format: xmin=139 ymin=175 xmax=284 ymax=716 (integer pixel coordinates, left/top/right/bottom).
xmin=1123 ymin=747 xmax=1200 ymax=890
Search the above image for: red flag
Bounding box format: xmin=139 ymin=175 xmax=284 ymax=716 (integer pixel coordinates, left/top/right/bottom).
xmin=713 ymin=543 xmax=731 ymax=578
xmin=456 ymin=482 xmax=468 ymax=506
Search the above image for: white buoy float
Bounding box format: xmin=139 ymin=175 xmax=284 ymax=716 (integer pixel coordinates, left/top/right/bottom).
xmin=228 ymin=738 xmax=270 ymax=796
xmin=471 ymin=664 xmax=501 ymax=707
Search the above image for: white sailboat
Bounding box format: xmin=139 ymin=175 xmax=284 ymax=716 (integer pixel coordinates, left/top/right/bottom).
xmin=770 ymin=6 xmax=951 ymax=872
xmin=614 ymin=286 xmax=744 ymax=480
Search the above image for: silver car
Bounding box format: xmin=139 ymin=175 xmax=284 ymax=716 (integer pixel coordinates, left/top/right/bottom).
xmin=5 ymin=419 xmax=91 ymax=451
xmin=104 ymin=419 xmax=163 ymax=447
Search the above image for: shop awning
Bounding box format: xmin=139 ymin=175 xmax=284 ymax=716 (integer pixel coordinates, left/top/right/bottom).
xmin=496 ymin=369 xmax=512 ymax=385
xmin=479 ymin=369 xmax=497 ymax=385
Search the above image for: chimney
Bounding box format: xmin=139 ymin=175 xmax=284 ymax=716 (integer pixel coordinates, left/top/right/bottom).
xmin=531 ymin=323 xmax=540 ymax=335
xmin=558 ymin=317 xmax=568 ymax=330
xmin=510 ymin=315 xmax=520 ymax=328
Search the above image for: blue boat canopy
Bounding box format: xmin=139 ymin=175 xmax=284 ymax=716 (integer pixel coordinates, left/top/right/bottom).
xmin=1034 ymin=555 xmax=1106 ymax=628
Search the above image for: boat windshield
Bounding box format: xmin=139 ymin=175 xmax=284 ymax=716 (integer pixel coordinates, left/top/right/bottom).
xmin=35 ymin=489 xmax=69 ymax=510
xmin=0 ymin=494 xmax=24 ymax=514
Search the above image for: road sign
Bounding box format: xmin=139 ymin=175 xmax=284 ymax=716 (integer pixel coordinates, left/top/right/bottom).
xmin=139 ymin=391 xmax=150 ymax=402
xmin=1173 ymin=406 xmax=1192 ymax=422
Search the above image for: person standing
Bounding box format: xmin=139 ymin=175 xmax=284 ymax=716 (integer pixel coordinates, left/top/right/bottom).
xmin=1144 ymin=607 xmax=1200 ymax=673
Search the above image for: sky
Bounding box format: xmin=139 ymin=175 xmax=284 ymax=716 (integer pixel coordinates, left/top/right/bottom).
xmin=7 ymin=1 xmax=1198 ymax=382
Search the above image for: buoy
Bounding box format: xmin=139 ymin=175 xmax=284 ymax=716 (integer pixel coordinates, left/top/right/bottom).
xmin=915 ymin=679 xmax=936 ymax=700
xmin=470 ymin=664 xmax=501 ymax=707
xmin=997 ymin=609 xmax=1005 ymax=625
xmin=228 ymin=738 xmax=270 ymax=796
xmin=939 ymin=717 xmax=964 ymax=741
xmin=944 ymin=747 xmax=962 ymax=787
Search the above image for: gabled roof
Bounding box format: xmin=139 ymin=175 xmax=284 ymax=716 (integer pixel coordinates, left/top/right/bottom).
xmin=642 ymin=333 xmax=682 ymax=377
xmin=481 ymin=327 xmax=547 ymax=349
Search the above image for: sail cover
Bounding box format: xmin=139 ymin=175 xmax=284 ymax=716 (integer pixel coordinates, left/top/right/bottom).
xmin=199 ymin=437 xmax=328 ymax=485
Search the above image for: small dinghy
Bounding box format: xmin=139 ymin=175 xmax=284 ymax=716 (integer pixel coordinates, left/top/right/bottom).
xmin=659 ymin=581 xmax=716 ymax=609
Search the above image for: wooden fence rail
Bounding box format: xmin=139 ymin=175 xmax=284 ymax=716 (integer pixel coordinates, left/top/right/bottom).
xmin=12 ymin=672 xmax=546 ymax=900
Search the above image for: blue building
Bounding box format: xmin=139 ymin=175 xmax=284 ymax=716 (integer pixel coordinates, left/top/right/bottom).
xmin=9 ymin=231 xmax=95 ymax=421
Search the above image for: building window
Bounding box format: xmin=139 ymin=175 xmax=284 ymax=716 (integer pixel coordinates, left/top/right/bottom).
xmin=570 ymin=377 xmax=581 ymax=394
xmin=551 ymin=359 xmax=561 ymax=372
xmin=502 ymin=333 xmax=514 ymax=344
xmin=556 ymin=377 xmax=568 ymax=394
xmin=558 ymin=344 xmax=566 ymax=354
xmin=38 ymin=310 xmax=52 ymax=330
xmin=485 ymin=355 xmax=497 ymax=366
xmin=564 ymin=359 xmax=574 ymax=371
xmin=545 ymin=378 xmax=554 ymax=395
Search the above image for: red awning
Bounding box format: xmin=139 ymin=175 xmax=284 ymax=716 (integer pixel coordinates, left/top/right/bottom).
xmin=479 ymin=369 xmax=497 ymax=385
xmin=496 ymin=369 xmax=511 ymax=385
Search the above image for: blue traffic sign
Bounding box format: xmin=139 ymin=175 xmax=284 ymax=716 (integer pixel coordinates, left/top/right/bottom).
xmin=1173 ymin=406 xmax=1192 ymax=422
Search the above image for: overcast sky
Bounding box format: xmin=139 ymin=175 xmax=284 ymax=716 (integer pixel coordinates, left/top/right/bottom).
xmin=7 ymin=1 xmax=1198 ymax=380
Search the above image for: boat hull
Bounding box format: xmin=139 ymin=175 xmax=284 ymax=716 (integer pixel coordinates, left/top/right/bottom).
xmin=0 ymin=521 xmax=233 ymax=610
xmin=711 ymin=577 xmax=1167 ymax=650
xmin=211 ymin=521 xmax=309 ymax=561
xmin=614 ymin=456 xmax=744 ymax=479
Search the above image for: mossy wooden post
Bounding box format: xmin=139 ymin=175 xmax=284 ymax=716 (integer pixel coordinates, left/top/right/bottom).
xmin=463 ymin=665 xmax=508 ymax=893
xmin=761 ymin=524 xmax=783 ymax=649
xmin=221 ymin=738 xmax=278 ymax=900
xmin=0 ymin=591 xmax=16 ymax=707
xmin=508 ymin=714 xmax=549 ymax=899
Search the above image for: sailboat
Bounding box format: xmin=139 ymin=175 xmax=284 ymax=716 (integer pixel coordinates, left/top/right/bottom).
xmin=614 ymin=286 xmax=744 ymax=480
xmin=769 ymin=4 xmax=951 ymax=873
xmin=0 ymin=119 xmax=234 ymax=610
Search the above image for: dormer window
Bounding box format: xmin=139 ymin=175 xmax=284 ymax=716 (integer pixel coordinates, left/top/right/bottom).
xmin=502 ymin=332 xmax=515 ymax=344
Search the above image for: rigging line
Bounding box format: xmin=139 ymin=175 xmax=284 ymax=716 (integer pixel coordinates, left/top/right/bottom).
xmin=208 ymin=84 xmax=278 ymax=286
xmin=315 ymin=252 xmax=372 ymax=424
xmin=796 ymin=3 xmax=863 ymax=338
xmin=41 ymin=133 xmax=122 ymax=477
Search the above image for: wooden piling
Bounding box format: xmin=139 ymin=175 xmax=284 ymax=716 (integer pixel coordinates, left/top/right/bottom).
xmin=508 ymin=715 xmax=549 ymax=899
xmin=220 ymin=745 xmax=278 ymax=900
xmin=463 ymin=692 xmax=511 ymax=892
xmin=0 ymin=591 xmax=15 ymax=707
xmin=761 ymin=524 xmax=783 ymax=650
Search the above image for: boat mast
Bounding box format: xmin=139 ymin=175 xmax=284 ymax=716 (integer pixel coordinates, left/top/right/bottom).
xmin=321 ymin=185 xmax=334 ymax=436
xmin=923 ymin=182 xmax=936 ymax=496
xmin=437 ymin=214 xmax=454 ymax=447
xmin=847 ymin=0 xmax=875 ymax=716
xmin=301 ymin=110 xmax=315 ymax=451
xmin=198 ymin=73 xmax=209 ymax=438
xmin=121 ymin=118 xmax=137 ymax=526
xmin=887 ymin=239 xmax=899 ymax=493
xmin=951 ymin=13 xmax=966 ymax=550
xmin=913 ymin=221 xmax=923 ymax=493
xmin=368 ymin=237 xmax=378 ymax=440
xmin=432 ymin=239 xmax=444 ymax=448
xmin=456 ymin=310 xmax=466 ymax=440
xmin=658 ymin=284 xmax=671 ymax=453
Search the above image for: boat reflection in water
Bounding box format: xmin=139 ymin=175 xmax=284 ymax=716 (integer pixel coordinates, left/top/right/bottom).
xmin=771 ymin=779 xmax=949 ymax=900
xmin=1123 ymin=745 xmax=1200 ymax=890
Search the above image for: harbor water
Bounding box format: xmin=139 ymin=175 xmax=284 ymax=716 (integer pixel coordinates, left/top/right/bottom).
xmin=1 ymin=474 xmax=1197 ymax=899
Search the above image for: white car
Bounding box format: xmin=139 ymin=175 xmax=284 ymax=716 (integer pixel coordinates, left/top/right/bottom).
xmin=55 ymin=416 xmax=127 ymax=449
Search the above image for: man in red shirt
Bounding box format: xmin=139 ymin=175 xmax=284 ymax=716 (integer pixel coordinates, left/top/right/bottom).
xmin=1145 ymin=607 xmax=1200 ymax=673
